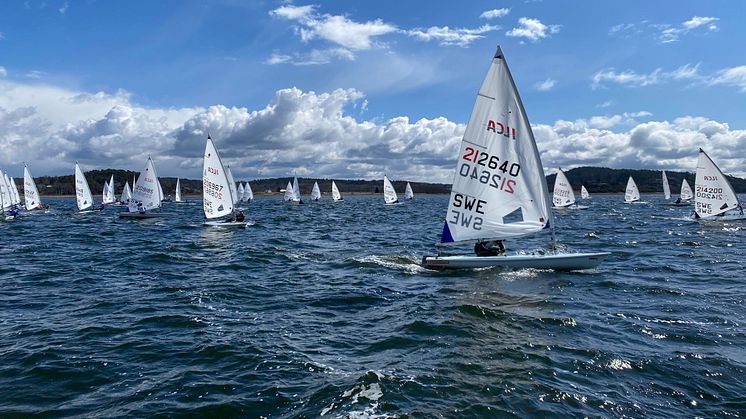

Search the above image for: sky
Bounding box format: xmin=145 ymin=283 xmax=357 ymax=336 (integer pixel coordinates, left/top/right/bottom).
xmin=1 ymin=0 xmax=746 ymax=182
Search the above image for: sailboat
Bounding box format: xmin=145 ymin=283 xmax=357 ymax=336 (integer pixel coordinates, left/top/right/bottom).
xmin=692 ymin=148 xmax=745 ymax=221
xmin=174 ymin=178 xmax=183 ymax=203
xmin=310 ymin=181 xmax=321 ymax=201
xmin=23 ymin=164 xmax=44 ymax=211
xmin=421 ymin=46 xmax=609 ymax=271
xmin=203 ymin=136 xmax=249 ymax=227
xmin=624 ymin=177 xmax=641 ymax=203
xmin=662 ymin=170 xmax=671 ymax=200
xmin=226 ymin=166 xmax=239 ymax=205
xmin=662 ymin=171 xmax=691 ymax=206
xmin=237 ymin=183 xmax=245 ymax=203
xmin=119 ymin=156 xmax=169 ymax=218
xmin=552 ymin=168 xmax=588 ymax=210
xmin=404 ymin=182 xmax=414 ymax=200
xmin=0 ymin=171 xmax=18 ymax=220
xmin=680 ymin=179 xmax=693 ymax=202
xmin=283 ymin=181 xmax=294 ymax=202
xmin=75 ymin=162 xmax=101 ymax=213
xmin=10 ymin=177 xmax=22 ymax=209
xmin=331 ymin=180 xmax=343 ymax=201
xmin=244 ymin=182 xmax=253 ymax=202
xmin=580 ymin=185 xmax=590 ymax=199
xmin=383 ymin=175 xmax=399 ymax=205
xmin=121 ymin=181 xmax=132 ymax=204
xmin=284 ymin=176 xmax=302 ymax=204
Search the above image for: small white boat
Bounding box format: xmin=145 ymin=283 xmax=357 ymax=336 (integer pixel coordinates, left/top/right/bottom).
xmin=580 ymin=185 xmax=590 ymax=199
xmin=284 ymin=176 xmax=303 ymax=204
xmin=691 ymin=148 xmax=746 ymax=221
xmin=23 ymin=164 xmax=45 ymax=211
xmin=383 ymin=175 xmax=399 ymax=205
xmin=421 ymin=45 xmax=609 ymax=271
xmin=662 ymin=170 xmax=671 ymax=200
xmin=174 ymin=178 xmax=183 ymax=203
xmin=244 ymin=182 xmax=253 ymax=202
xmin=202 ymin=135 xmax=249 ymax=228
xmin=404 ymin=182 xmax=414 ymax=200
xmin=121 ymin=181 xmax=132 ymax=205
xmin=552 ymin=168 xmax=588 ymax=210
xmin=119 ymin=156 xmax=170 ymax=218
xmin=310 ymin=181 xmax=321 ymax=201
xmin=74 ymin=162 xmax=102 ymax=213
xmin=331 ymin=180 xmax=343 ymax=201
xmin=624 ymin=176 xmax=642 ymax=203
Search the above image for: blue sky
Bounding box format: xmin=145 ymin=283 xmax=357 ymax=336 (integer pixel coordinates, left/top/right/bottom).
xmin=1 ymin=1 xmax=745 ymax=180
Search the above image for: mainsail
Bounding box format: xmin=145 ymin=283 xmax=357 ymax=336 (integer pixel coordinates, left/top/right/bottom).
xmin=404 ymin=182 xmax=414 ymax=200
xmin=625 ymin=177 xmax=640 ymax=203
xmin=122 ymin=181 xmax=132 ymax=203
xmin=23 ymin=165 xmax=42 ymax=210
xmin=331 ymin=181 xmax=342 ymax=201
xmin=439 ymin=46 xmax=553 ymax=244
xmin=680 ymin=179 xmax=693 ymax=201
xmin=237 ymin=183 xmax=245 ymax=203
xmin=283 ymin=181 xmax=294 ymax=201
xmin=694 ymin=148 xmax=740 ymax=218
xmin=226 ymin=166 xmax=239 ymax=204
xmin=311 ymin=182 xmax=321 ymax=201
xmin=10 ymin=177 xmax=22 ymax=206
xmin=244 ymin=182 xmax=253 ymax=202
xmin=175 ymin=178 xmax=182 ymax=202
xmin=0 ymin=171 xmax=11 ymax=210
xmin=106 ymin=175 xmax=116 ymax=203
xmin=383 ymin=175 xmax=398 ymax=204
xmin=662 ymin=170 xmax=671 ymax=200
xmin=129 ymin=157 xmax=162 ymax=212
xmin=581 ymin=185 xmax=590 ymax=199
xmin=552 ymin=168 xmax=576 ymax=208
xmin=75 ymin=162 xmax=94 ymax=211
xmin=203 ymin=136 xmax=234 ymax=220
xmin=291 ymin=176 xmax=302 ymax=202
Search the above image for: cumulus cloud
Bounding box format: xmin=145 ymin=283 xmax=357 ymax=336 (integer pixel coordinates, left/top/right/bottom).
xmin=480 ymin=8 xmax=510 ymax=19
xmin=534 ymin=78 xmax=556 ymax=91
xmin=506 ymin=17 xmax=560 ymax=42
xmin=405 ymin=24 xmax=499 ymax=47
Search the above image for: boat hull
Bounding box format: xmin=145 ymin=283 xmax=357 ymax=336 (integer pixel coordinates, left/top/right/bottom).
xmin=118 ymin=212 xmax=171 ymax=219
xmin=422 ymin=252 xmax=611 ymax=271
xmin=693 ymin=213 xmax=746 ymax=221
xmin=554 ymin=204 xmax=589 ymax=210
xmin=204 ymin=221 xmax=249 ymax=228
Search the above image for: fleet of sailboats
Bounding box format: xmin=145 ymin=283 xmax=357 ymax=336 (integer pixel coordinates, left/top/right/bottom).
xmin=119 ymin=156 xmax=168 ymax=218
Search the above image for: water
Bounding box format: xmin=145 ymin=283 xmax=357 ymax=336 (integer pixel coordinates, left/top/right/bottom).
xmin=1 ymin=195 xmax=744 ymax=417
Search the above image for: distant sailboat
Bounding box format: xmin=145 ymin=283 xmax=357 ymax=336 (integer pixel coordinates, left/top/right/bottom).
xmin=680 ymin=179 xmax=693 ymax=201
xmin=552 ymin=168 xmax=588 ymax=210
xmin=662 ymin=170 xmax=671 ymax=200
xmin=203 ymin=136 xmax=248 ymax=227
xmin=624 ymin=177 xmax=641 ymax=203
xmin=692 ymin=148 xmax=745 ymax=221
xmin=75 ymin=162 xmax=100 ymax=213
xmin=383 ymin=175 xmax=399 ymax=205
xmin=310 ymin=181 xmax=321 ymax=201
xmin=174 ymin=178 xmax=183 ymax=203
xmin=404 ymin=182 xmax=414 ymax=200
xmin=23 ymin=164 xmax=43 ymax=211
xmin=421 ymin=45 xmax=609 ymax=271
xmin=0 ymin=171 xmax=18 ymax=220
xmin=331 ymin=180 xmax=343 ymax=201
xmin=244 ymin=182 xmax=253 ymax=202
xmin=121 ymin=181 xmax=132 ymax=204
xmin=283 ymin=181 xmax=294 ymax=202
xmin=285 ymin=176 xmax=302 ymax=204
xmin=580 ymin=185 xmax=590 ymax=199
xmin=237 ymin=183 xmax=245 ymax=203
xmin=10 ymin=177 xmax=22 ymax=208
xmin=119 ymin=156 xmax=168 ymax=218
xmin=226 ymin=166 xmax=239 ymax=205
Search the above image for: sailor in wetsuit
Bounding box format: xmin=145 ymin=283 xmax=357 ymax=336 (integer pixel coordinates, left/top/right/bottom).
xmin=474 ymin=240 xmax=506 ymax=256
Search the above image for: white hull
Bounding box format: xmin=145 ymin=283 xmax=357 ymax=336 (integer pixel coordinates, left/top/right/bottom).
xmin=625 ymin=200 xmax=645 ymax=204
xmin=693 ymin=213 xmax=746 ymax=221
xmin=118 ymin=212 xmax=171 ymax=219
xmin=554 ymin=204 xmax=589 ymax=210
xmin=384 ymin=202 xmax=401 ymax=206
xmin=77 ymin=209 xmax=103 ymax=214
xmin=204 ymin=220 xmax=249 ymax=228
xmin=422 ymin=252 xmax=610 ymax=271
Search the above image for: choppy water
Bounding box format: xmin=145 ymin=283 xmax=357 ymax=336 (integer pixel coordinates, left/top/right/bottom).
xmin=1 ymin=194 xmax=744 ymax=417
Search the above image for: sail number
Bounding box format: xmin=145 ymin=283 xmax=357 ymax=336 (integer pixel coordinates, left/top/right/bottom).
xmin=203 ymin=178 xmax=224 ymax=199
xmin=695 ymin=185 xmax=723 ymax=200
xmin=462 ymin=147 xmax=521 ymax=175
xmin=554 ymin=189 xmax=570 ymax=198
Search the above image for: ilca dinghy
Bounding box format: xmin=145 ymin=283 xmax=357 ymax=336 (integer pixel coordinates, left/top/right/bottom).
xmin=119 ymin=156 xmax=170 ymax=218
xmin=422 ymin=46 xmax=610 ymax=271
xmin=23 ymin=164 xmax=46 ymax=212
xmin=404 ymin=182 xmax=414 ymax=200
xmin=383 ymin=175 xmax=399 ymax=205
xmin=74 ymin=162 xmax=103 ymax=214
xmin=552 ymin=168 xmax=588 ymax=210
xmin=331 ymin=180 xmax=343 ymax=202
xmin=691 ymin=148 xmax=746 ymax=221
xmin=203 ymin=136 xmax=249 ymax=228
xmin=310 ymin=181 xmax=321 ymax=201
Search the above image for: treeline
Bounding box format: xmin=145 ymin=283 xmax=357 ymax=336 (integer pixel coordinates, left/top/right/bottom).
xmin=21 ymin=166 xmax=746 ymax=196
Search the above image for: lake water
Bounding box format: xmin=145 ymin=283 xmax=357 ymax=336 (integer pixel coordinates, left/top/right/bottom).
xmin=1 ymin=194 xmax=744 ymax=417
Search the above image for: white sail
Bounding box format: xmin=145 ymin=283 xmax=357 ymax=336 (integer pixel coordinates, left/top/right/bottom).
xmin=331 ymin=181 xmax=342 ymax=201
xmin=292 ymin=176 xmax=302 ymax=202
xmin=226 ymin=166 xmax=239 ymax=204
xmin=157 ymin=179 xmax=164 ymax=202
xmin=237 ymin=183 xmax=245 ymax=202
xmin=694 ymin=149 xmax=740 ymax=218
xmin=383 ymin=175 xmax=398 ymax=204
xmin=102 ymin=181 xmax=110 ymax=204
xmin=11 ymin=177 xmax=22 ymax=206
xmin=244 ymin=182 xmax=253 ymax=201
xmin=680 ymin=179 xmax=693 ymax=201
xmin=624 ymin=177 xmax=640 ymax=203
xmin=581 ymin=185 xmax=590 ymax=199
xmin=311 ymin=181 xmax=321 ymax=201
xmin=109 ymin=175 xmax=116 ymax=202
xmin=202 ymin=136 xmax=234 ymax=219
xmin=552 ymin=168 xmax=576 ymax=208
xmin=23 ymin=165 xmax=42 ymax=210
xmin=122 ymin=181 xmax=132 ymax=203
xmin=404 ymin=182 xmax=414 ymax=200
xmin=662 ymin=170 xmax=671 ymax=200
xmin=439 ymin=46 xmax=554 ymax=244
xmin=75 ymin=162 xmax=94 ymax=211
xmin=175 ymin=178 xmax=182 ymax=202
xmin=129 ymin=156 xmax=162 ymax=212
xmin=3 ymin=174 xmax=14 ymax=207
xmin=283 ymin=181 xmax=294 ymax=201
xmin=0 ymin=171 xmax=11 ymax=210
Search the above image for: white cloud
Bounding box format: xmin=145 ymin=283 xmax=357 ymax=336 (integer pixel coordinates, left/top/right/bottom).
xmin=0 ymin=66 xmax=6 ymax=78
xmin=265 ymin=48 xmax=355 ymax=66
xmin=506 ymin=17 xmax=560 ymax=42
xmin=611 ymin=16 xmax=719 ymax=44
xmin=480 ymin=8 xmax=510 ymax=19
xmin=709 ymin=66 xmax=746 ymax=92
xmin=591 ymin=64 xmax=701 ymax=88
xmin=58 ymin=1 xmax=68 ymax=15
xmin=534 ymin=78 xmax=556 ymax=91
xmin=405 ymin=24 xmax=499 ymax=47
xmin=269 ymin=4 xmax=316 ymax=21
xmin=682 ymin=16 xmax=719 ymax=30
